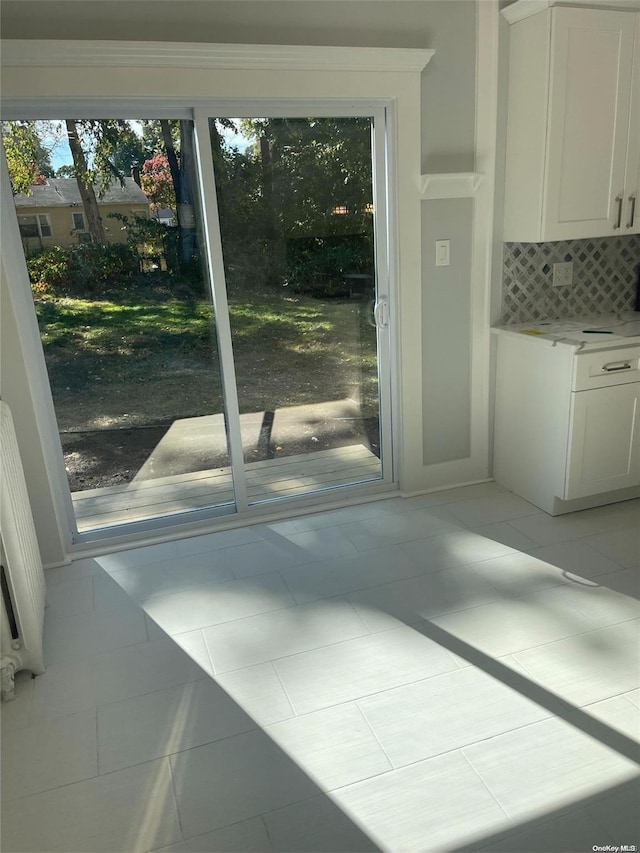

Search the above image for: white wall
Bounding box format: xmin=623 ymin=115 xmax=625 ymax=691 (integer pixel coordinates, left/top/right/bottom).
xmin=1 ymin=1 xmax=477 ymax=179
xmin=422 ymin=197 xmax=474 ymax=465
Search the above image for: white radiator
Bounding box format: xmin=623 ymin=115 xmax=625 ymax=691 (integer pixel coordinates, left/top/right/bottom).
xmin=0 ymin=400 xmax=46 ymax=701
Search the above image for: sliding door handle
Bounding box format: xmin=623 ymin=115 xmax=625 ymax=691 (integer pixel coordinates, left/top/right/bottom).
xmin=374 ymin=299 xmax=389 ymax=328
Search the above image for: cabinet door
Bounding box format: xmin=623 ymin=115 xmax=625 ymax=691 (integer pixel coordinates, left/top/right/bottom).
xmin=623 ymin=14 xmax=640 ymax=234
xmin=565 ymin=383 xmax=640 ymax=500
xmin=543 ymin=8 xmax=636 ymax=241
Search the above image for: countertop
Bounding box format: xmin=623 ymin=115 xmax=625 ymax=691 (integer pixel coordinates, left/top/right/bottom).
xmin=492 ymin=312 xmax=640 ymax=351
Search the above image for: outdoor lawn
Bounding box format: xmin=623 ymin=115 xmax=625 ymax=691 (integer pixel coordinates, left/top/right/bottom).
xmin=34 ymin=283 xmax=379 ymax=490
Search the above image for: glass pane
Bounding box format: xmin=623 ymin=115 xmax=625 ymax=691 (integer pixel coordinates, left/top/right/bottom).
xmin=38 ymin=214 xmax=52 ymax=237
xmin=3 ymin=118 xmax=234 ymax=532
xmin=209 ymin=116 xmax=382 ymax=504
xmin=18 ymin=215 xmax=39 ymax=237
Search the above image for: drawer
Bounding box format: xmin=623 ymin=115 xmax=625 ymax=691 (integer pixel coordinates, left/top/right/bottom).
xmin=573 ymin=346 xmax=640 ymax=391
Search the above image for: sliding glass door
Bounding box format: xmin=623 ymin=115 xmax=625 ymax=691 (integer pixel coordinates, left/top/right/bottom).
xmin=3 ymin=104 xmax=393 ymax=540
xmin=203 ymin=114 xmax=387 ymax=505
xmin=3 ymin=117 xmax=237 ymax=534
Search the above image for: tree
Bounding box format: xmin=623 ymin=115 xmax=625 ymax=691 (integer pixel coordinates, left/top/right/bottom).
xmin=134 ymin=120 xmax=194 ymax=265
xmin=109 ymin=132 xmax=149 ymax=177
xmin=235 ymin=117 xmax=373 ymax=238
xmin=2 ymin=121 xmax=54 ymax=194
xmin=217 ymin=117 xmax=374 ymax=292
xmin=65 ymin=119 xmax=106 ymax=244
xmin=55 ymin=164 xmax=76 ymax=178
xmin=140 ymin=154 xmax=175 ymax=210
xmin=140 ymin=119 xmax=180 ymax=157
xmin=153 ymin=120 xmax=197 ymax=266
xmin=62 ymin=119 xmax=144 ymax=244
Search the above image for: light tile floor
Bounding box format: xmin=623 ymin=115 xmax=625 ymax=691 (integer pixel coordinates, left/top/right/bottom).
xmin=2 ymin=484 xmax=639 ymax=852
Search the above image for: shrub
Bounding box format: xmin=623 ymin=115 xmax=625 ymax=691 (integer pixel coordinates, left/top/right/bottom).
xmin=108 ymin=212 xmax=204 ymax=295
xmin=285 ymin=234 xmax=373 ymax=297
xmin=26 ymin=243 xmax=139 ymax=297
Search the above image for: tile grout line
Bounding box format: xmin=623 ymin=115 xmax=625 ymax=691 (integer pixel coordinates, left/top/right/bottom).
xmin=131 ymin=567 xmax=292 ymax=603
xmin=79 ymin=720 xmax=264 ymax=788
xmin=269 ymin=659 xmax=299 ymax=718
xmin=143 ymin=596 xmax=297 ymax=637
xmin=209 ymin=606 xmax=639 ymax=682
xmin=96 ymin=673 xmax=211 ymax=715
xmin=426 ymin=612 xmax=640 ymax=660
xmin=458 ymin=748 xmax=516 ymax=827
xmin=182 ymin=614 xmax=640 ymax=718
xmin=242 ymin=612 xmax=640 ymax=718
xmin=258 ymin=813 xmax=275 ymax=852
xmin=582 ymin=692 xmax=640 ymax=713
xmin=353 ymin=700 xmax=395 ymax=770
xmin=327 ymin=709 xmax=593 ymax=790
xmin=200 ymin=629 xmax=217 ymax=678
xmin=109 ymin=521 xmax=634 ymax=627
xmin=166 ymin=754 xmax=185 ymax=842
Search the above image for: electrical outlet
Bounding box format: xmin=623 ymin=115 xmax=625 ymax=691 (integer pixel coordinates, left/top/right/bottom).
xmin=553 ymin=262 xmax=574 ymax=287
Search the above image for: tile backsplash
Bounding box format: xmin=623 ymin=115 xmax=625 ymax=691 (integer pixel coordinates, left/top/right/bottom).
xmin=501 ymin=235 xmax=640 ymax=324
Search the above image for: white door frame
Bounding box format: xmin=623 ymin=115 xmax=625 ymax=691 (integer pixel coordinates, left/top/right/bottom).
xmin=3 ymin=103 xmax=399 ymax=545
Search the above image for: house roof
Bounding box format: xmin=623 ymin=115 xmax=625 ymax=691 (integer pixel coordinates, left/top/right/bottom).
xmin=14 ymin=177 xmax=149 ymax=208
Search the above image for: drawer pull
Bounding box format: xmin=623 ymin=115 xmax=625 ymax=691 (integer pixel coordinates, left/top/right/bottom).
xmin=613 ymin=195 xmax=623 ymax=229
xmin=602 ymin=362 xmax=632 ymax=372
xmin=628 ymin=195 xmax=637 ymax=229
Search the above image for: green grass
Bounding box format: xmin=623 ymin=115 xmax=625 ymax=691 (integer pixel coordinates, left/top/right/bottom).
xmin=35 ymin=291 xmax=379 ymax=432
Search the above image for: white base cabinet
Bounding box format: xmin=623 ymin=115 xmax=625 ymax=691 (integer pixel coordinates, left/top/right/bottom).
xmin=493 ymin=333 xmax=640 ymax=514
xmin=566 ymin=383 xmax=640 ymax=499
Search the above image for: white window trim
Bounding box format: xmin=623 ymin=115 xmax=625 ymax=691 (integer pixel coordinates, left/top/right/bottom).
xmin=18 ymin=212 xmax=53 ymax=239
xmin=38 ymin=213 xmax=53 ymax=237
xmin=71 ymin=210 xmax=86 ymax=232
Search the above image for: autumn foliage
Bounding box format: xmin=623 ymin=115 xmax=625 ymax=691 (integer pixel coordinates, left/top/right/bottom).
xmin=140 ymin=154 xmax=176 ymax=211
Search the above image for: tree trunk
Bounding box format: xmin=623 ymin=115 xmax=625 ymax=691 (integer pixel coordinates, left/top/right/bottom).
xmin=160 ymin=120 xmax=181 ymax=204
xmin=160 ymin=119 xmax=196 ymax=267
xmin=259 ymin=133 xmax=286 ymax=286
xmin=177 ymin=120 xmax=197 ymax=266
xmin=65 ymin=120 xmax=106 ymax=244
xmin=209 ymin=120 xmax=225 ymax=215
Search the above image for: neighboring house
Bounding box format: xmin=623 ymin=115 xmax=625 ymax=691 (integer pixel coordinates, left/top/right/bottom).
xmin=13 ymin=177 xmax=151 ymax=253
xmin=155 ymin=207 xmax=176 ymax=227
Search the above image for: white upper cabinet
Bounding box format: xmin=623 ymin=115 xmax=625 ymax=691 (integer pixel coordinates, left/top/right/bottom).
xmin=624 ymin=16 xmax=640 ymax=232
xmin=503 ymin=5 xmax=639 ymax=242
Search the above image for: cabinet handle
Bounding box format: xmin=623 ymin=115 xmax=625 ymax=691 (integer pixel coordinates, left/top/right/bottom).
xmin=613 ymin=195 xmax=623 ymax=229
xmin=627 ymin=195 xmax=637 ymax=229
xmin=601 ymin=362 xmax=632 ymax=372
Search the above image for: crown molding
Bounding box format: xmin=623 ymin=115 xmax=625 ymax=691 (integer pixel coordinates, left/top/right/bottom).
xmin=0 ymin=40 xmax=434 ymax=73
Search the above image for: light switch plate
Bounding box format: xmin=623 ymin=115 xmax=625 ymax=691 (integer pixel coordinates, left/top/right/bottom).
xmin=435 ymin=240 xmax=450 ymax=267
